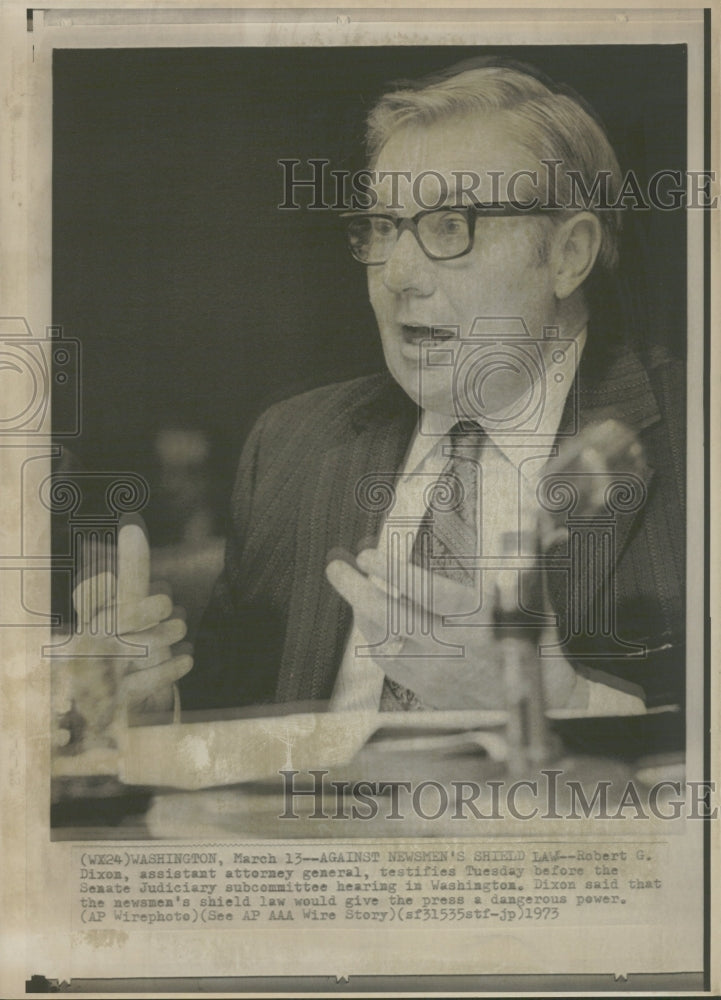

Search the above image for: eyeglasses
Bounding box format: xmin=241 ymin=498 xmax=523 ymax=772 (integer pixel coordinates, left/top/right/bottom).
xmin=342 ymin=201 xmax=548 ymax=265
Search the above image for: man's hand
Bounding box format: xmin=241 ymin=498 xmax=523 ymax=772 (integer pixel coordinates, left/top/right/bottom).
xmin=326 ymin=547 xmax=583 ymax=711
xmin=326 ymin=547 xmax=508 ymax=709
xmin=52 ymin=523 xmax=193 ymax=750
xmin=539 ymin=418 xmax=647 ymax=549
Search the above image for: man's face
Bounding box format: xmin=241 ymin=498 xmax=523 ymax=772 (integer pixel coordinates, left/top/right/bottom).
xmin=368 ymin=114 xmax=561 ymax=417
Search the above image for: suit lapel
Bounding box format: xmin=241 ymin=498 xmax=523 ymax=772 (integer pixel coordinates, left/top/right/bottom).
xmin=275 ymin=377 xmax=418 ymax=703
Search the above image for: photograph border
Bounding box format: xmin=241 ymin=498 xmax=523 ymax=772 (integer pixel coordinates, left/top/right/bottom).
xmin=1 ymin=2 xmax=718 ymax=996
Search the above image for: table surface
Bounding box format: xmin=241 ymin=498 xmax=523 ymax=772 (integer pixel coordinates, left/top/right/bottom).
xmin=52 ymin=709 xmax=685 ymax=840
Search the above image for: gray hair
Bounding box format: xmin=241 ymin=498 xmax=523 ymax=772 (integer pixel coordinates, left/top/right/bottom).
xmin=367 ymin=61 xmax=623 ymax=270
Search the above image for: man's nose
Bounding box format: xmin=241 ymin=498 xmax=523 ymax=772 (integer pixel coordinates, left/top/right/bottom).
xmin=382 ymin=228 xmax=435 ymax=296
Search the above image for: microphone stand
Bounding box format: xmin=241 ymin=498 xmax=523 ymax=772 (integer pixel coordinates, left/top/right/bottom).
xmin=495 ymin=531 xmax=554 ymax=778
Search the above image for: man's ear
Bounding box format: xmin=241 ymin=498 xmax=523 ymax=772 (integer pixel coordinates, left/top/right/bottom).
xmin=551 ymin=212 xmax=603 ymax=300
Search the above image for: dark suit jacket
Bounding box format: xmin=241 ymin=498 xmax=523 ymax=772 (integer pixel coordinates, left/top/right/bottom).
xmin=181 ymin=344 xmax=685 ymax=712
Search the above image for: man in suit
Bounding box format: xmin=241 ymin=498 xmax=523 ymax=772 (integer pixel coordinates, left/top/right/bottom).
xmin=178 ymin=59 xmax=684 ymax=716
xmin=63 ymin=58 xmax=684 ymax=734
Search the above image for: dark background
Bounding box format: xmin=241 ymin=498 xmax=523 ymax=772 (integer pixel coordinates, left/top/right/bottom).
xmin=52 ymin=45 xmax=687 ymax=541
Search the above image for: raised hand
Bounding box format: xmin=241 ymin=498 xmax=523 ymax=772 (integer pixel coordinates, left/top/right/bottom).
xmin=52 ymin=522 xmax=193 ymax=751
xmin=538 ymin=418 xmax=647 ymax=548
xmin=326 ymin=543 xmax=582 ymax=711
xmin=328 ymin=547 xmax=503 ymax=710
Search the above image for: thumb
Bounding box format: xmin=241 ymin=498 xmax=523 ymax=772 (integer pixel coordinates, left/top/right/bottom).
xmin=116 ymin=521 xmax=150 ymax=607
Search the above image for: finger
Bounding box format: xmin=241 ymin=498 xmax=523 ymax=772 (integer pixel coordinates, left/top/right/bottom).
xmin=122 ymin=654 xmax=193 ymax=703
xmin=53 ymin=694 xmax=73 ymax=717
xmin=325 ymin=546 xmax=361 ymax=572
xmin=328 ymin=557 xmax=471 ymax=654
xmin=117 ymin=523 xmax=150 ymax=608
xmin=72 ymin=572 xmax=115 ymax=625
xmin=52 ymin=727 xmax=72 ymax=749
xmin=549 ymin=422 xmax=624 ymax=472
xmin=574 ymin=421 xmax=642 ymax=470
xmin=348 ymin=548 xmax=397 ymax=597
xmin=355 ymin=547 xmax=386 ymax=578
xmin=116 ymin=594 xmax=173 ymax=634
xmin=356 ymin=548 xmax=481 ymax=618
xmin=325 ymin=559 xmax=389 ymax=622
xmin=123 ymin=617 xmax=188 ymax=663
xmin=85 ymin=593 xmax=174 ymax=637
xmin=594 ymin=419 xmax=636 ymax=451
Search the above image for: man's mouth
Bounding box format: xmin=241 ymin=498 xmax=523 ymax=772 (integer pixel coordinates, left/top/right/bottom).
xmin=400 ymin=323 xmax=457 ymax=344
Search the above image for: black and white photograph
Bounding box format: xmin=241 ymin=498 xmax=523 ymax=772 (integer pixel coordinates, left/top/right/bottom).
xmin=0 ymin=2 xmax=717 ymax=996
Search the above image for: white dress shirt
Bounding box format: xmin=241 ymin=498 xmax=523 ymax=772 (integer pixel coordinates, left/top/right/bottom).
xmin=330 ymin=329 xmax=646 ymax=717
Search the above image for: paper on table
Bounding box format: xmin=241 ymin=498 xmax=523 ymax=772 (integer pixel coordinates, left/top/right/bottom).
xmin=121 ymin=709 xmax=518 ymax=789
xmin=119 ymin=711 xmax=380 ymax=789
xmin=52 ymin=709 xmax=509 ymax=789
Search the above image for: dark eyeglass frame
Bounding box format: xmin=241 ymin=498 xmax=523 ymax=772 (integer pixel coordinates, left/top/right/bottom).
xmin=341 ymin=200 xmax=551 ymax=265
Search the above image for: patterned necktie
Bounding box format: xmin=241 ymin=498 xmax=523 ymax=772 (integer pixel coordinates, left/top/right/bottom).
xmin=380 ymin=421 xmax=487 ymax=711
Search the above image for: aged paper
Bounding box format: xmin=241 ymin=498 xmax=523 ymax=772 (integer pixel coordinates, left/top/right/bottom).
xmin=1 ymin=1 xmax=719 ymax=996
